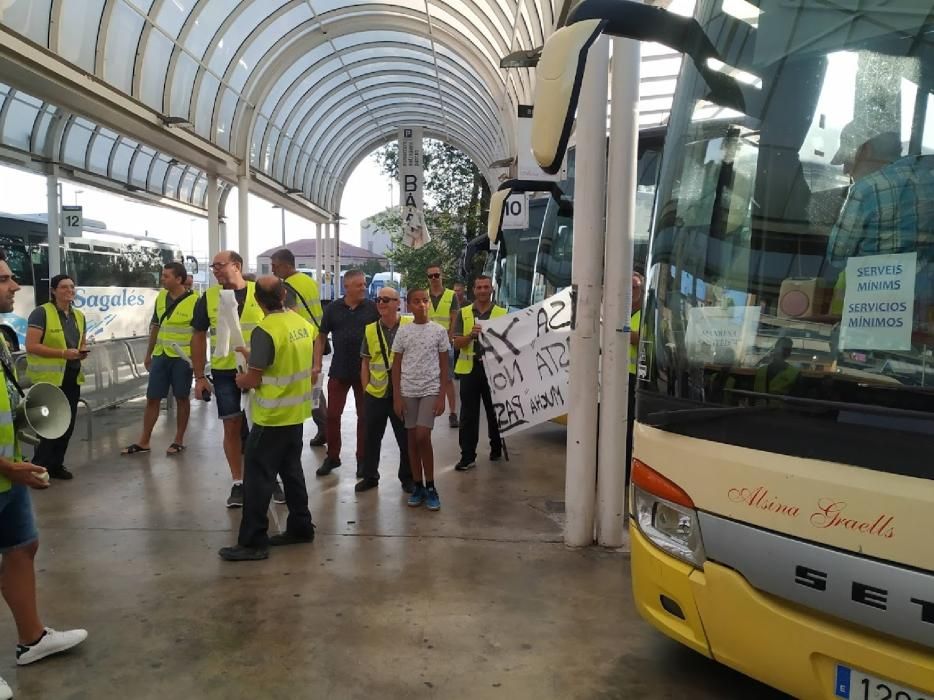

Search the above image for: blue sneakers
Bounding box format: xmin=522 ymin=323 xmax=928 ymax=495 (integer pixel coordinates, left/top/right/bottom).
xmin=407 ymin=485 xmax=426 ymax=507
xmin=425 ymin=487 xmax=441 ymax=511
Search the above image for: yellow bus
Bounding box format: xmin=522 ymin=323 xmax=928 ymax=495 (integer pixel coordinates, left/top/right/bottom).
xmin=534 ymin=1 xmax=934 ymax=697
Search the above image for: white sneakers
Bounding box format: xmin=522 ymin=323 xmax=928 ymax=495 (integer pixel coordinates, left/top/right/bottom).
xmin=16 ymin=627 xmax=87 ymax=666
xmin=0 ymin=675 xmax=11 ymax=700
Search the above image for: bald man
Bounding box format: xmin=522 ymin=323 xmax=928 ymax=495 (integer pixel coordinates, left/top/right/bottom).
xmin=220 ymin=276 xmax=318 ymax=561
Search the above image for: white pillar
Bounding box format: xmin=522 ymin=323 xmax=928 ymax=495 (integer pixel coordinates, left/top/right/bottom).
xmin=323 ymin=222 xmax=332 ymax=300
xmin=219 ymin=219 xmax=228 ymax=251
xmin=597 ymin=34 xmax=641 ymax=548
xmin=334 ymin=219 xmax=341 ymax=278
xmin=207 ymin=173 xmax=220 ymax=260
xmin=564 ymin=35 xmax=610 ymax=548
xmin=237 ymin=174 xmax=249 ymax=266
xmin=280 ymin=207 xmax=286 ymax=247
xmin=46 ymin=170 xmax=61 ymax=278
xmin=315 ymin=222 xmax=323 ymax=289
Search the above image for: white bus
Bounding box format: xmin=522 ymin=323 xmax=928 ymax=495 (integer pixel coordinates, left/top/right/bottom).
xmin=0 ymin=212 xmax=193 ymax=349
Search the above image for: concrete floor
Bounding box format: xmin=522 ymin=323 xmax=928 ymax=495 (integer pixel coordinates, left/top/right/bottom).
xmin=0 ymin=393 xmax=788 ymax=699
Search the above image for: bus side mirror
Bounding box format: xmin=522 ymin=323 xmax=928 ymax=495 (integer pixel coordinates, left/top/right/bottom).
xmin=532 ymin=0 xmax=747 ymax=172
xmin=185 ymin=255 xmax=199 ymax=274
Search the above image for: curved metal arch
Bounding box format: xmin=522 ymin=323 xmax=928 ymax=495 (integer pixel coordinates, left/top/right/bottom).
xmin=228 ymin=12 xmax=514 ymax=162
xmin=269 ymin=46 xmax=503 ymax=177
xmin=287 ymin=82 xmax=499 ymax=184
xmin=303 ymin=99 xmax=496 ymax=199
xmin=259 ymin=47 xmax=500 ymax=167
xmin=309 ymin=107 xmax=496 ymax=204
xmin=323 ymin=126 xmax=491 ymax=211
xmin=268 ymin=74 xmax=500 ymax=184
xmin=311 ymin=110 xmax=496 ymax=205
xmin=209 ymin=0 xmax=513 ymax=131
xmin=322 ymin=124 xmax=491 ymax=211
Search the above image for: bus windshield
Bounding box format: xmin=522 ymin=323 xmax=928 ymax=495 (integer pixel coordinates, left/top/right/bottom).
xmin=493 ymin=197 xmax=547 ymax=309
xmin=640 ymin=0 xmax=934 ymax=480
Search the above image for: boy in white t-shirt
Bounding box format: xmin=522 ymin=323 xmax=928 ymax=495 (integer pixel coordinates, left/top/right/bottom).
xmin=391 ymin=288 xmax=450 ymax=511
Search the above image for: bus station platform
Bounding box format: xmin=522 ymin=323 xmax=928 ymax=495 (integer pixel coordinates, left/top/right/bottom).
xmin=1 ymin=396 xmax=785 ymax=699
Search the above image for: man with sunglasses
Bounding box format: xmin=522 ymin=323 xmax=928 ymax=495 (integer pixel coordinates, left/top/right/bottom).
xmin=356 ymin=287 xmax=414 ymax=493
xmin=191 ymin=251 xmax=283 ymax=508
xmin=426 ymin=264 xmax=460 ymax=428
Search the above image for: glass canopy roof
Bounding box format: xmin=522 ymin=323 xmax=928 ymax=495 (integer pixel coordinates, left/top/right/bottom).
xmin=0 ymin=0 xmax=688 ymax=216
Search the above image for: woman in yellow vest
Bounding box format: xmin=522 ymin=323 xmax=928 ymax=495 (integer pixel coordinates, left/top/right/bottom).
xmin=219 ymin=276 xmax=317 ymax=562
xmin=25 ymin=275 xmax=87 ymax=481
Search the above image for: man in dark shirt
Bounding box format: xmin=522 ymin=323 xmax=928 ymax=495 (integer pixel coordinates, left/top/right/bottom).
xmin=312 ymin=269 xmax=379 ymax=476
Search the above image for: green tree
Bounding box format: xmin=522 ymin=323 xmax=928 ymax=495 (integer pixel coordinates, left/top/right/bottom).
xmin=374 ymin=139 xmax=490 ymax=289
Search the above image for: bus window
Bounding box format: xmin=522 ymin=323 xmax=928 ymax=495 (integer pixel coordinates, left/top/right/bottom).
xmin=0 ymin=237 xmax=34 ymax=287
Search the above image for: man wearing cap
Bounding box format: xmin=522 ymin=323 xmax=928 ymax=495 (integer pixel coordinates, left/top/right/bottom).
xmin=825 ymin=119 xmax=934 ymax=319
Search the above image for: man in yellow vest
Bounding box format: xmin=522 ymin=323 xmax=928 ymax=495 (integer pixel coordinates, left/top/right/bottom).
xmin=121 ymin=262 xmax=196 ymax=457
xmin=25 ymin=274 xmax=87 ymax=481
xmin=426 ymin=263 xmax=460 ymax=428
xmin=269 ymin=248 xmax=328 ymax=448
xmin=219 ymin=276 xmax=317 ymax=561
xmin=191 ymin=251 xmax=273 ymax=509
xmin=0 ymin=251 xmax=87 ymax=696
xmin=754 ymin=337 xmax=800 ymax=405
xmin=357 ymin=286 xmax=414 ymax=493
xmin=452 ymin=275 xmax=507 ymax=471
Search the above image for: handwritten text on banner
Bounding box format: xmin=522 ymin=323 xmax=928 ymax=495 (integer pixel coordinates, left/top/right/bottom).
xmin=478 ymin=289 xmax=572 ymax=435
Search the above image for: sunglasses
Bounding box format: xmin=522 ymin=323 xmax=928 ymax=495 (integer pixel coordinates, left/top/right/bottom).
xmin=376 ymin=296 xmax=399 ymax=304
xmin=427 ymin=273 xmax=441 ymax=279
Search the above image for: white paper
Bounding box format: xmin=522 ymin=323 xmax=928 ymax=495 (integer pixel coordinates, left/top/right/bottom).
xmin=840 ymin=252 xmax=916 ymax=351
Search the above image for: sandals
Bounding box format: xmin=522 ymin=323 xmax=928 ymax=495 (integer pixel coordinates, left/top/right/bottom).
xmin=121 ymin=443 xmax=150 ymax=456
xmin=166 ymin=443 xmax=186 ymax=456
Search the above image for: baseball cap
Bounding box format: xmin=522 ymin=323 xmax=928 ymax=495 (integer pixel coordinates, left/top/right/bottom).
xmin=831 ymin=119 xmax=901 ymax=165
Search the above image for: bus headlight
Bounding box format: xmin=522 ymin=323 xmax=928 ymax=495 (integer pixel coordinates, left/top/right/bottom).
xmin=631 ymin=460 xmax=706 ymax=567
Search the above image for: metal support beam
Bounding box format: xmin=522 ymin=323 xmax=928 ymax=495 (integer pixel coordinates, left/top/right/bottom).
xmin=564 ymin=36 xmax=610 ymax=548
xmin=207 ymin=173 xmax=221 ymax=261
xmin=597 ymin=33 xmax=641 ymax=548
xmin=315 ymin=221 xmax=323 ymax=289
xmin=46 ymin=169 xmax=61 ymax=279
xmin=237 ymin=174 xmax=250 ymax=267
xmin=334 ymin=219 xmax=341 ymax=279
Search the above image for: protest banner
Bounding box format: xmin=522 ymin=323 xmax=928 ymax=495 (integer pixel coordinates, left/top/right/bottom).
xmin=477 ymin=289 xmax=572 ymax=435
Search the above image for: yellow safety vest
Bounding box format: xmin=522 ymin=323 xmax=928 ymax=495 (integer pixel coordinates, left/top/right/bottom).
xmin=364 ymin=316 xmax=413 ymax=398
xmin=205 ymin=282 xmax=265 ymax=371
xmin=0 ymin=336 xmax=21 ymax=493
xmin=284 ymin=272 xmax=323 ymax=327
xmin=429 ymin=289 xmax=455 ymax=330
xmin=26 ymin=303 xmax=85 ymax=386
xmin=153 ymin=289 xmax=198 ymax=358
xmin=252 ymin=312 xmax=317 ymax=426
xmin=629 ymin=308 xmax=642 ymax=375
xmin=754 ymin=364 xmax=799 ymax=406
xmin=454 ymin=304 xmax=507 ymax=375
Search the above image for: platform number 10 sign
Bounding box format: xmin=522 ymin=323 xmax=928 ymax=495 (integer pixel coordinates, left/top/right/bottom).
xmin=502 ymin=193 xmax=529 ymax=230
xmin=61 ymin=205 xmax=83 ymax=237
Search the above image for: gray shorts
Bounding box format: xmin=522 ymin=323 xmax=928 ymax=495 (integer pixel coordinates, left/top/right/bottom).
xmin=403 ymin=395 xmax=439 ymax=429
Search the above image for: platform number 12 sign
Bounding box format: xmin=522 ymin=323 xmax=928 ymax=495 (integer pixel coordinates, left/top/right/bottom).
xmin=61 ymin=205 xmax=83 ymax=237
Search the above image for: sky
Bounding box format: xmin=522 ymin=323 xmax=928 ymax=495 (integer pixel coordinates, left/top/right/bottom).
xmin=0 ymin=152 xmax=395 ymax=269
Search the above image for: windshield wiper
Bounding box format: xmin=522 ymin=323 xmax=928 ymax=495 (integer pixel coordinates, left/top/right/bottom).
xmin=726 ymin=390 xmax=934 ymax=421
xmin=644 ymin=405 xmax=776 ymax=427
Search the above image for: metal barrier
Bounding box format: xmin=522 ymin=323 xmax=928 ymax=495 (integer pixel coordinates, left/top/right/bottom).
xmin=13 ymin=336 xmax=157 ymax=441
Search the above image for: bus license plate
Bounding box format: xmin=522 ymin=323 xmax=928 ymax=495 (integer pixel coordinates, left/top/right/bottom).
xmin=836 ymin=665 xmax=931 ymax=700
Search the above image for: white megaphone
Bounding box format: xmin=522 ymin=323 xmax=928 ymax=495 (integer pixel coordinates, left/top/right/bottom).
xmin=14 ymin=382 xmax=71 ymax=446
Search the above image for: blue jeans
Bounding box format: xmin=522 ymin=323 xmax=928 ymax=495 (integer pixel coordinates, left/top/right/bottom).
xmin=0 ymin=484 xmax=37 ymax=553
